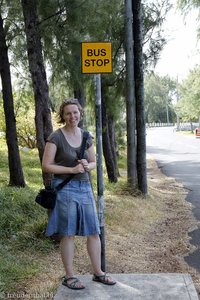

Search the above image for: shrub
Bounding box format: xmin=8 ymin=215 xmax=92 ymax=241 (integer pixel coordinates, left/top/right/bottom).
xmin=16 ymin=109 xmax=37 ymax=148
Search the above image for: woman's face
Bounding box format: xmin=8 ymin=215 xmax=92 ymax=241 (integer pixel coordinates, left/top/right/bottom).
xmin=62 ymin=104 xmax=81 ymax=127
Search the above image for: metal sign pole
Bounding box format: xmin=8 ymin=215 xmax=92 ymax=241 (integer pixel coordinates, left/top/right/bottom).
xmin=81 ymin=42 xmax=112 ymax=273
xmin=94 ymin=73 xmax=105 ymax=272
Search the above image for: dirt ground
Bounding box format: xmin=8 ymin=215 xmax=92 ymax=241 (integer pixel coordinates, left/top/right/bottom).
xmin=16 ymin=157 xmax=200 ymax=299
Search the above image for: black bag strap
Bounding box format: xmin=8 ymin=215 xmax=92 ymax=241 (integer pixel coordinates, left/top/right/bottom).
xmin=55 ymin=131 xmax=89 ymax=191
xmin=78 ymin=131 xmax=89 ymax=160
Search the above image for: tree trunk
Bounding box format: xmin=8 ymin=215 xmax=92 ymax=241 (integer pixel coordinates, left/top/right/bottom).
xmin=108 ymin=114 xmax=120 ymax=177
xmin=74 ymin=81 xmax=85 ymax=129
xmin=133 ymin=0 xmax=147 ymax=194
xmin=101 ymin=81 xmax=118 ymax=183
xmin=21 ymin=0 xmax=53 ymax=185
xmin=125 ymin=0 xmax=137 ymax=186
xmin=0 ymin=13 xmax=25 ymax=187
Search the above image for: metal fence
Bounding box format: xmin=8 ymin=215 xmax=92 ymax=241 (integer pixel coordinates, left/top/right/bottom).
xmin=146 ymin=123 xmax=174 ymax=128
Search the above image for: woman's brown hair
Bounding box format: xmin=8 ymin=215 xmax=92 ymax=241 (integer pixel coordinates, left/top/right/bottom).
xmin=57 ymin=98 xmax=84 ymax=124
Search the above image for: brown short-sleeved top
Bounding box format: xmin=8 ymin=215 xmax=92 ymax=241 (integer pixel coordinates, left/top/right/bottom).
xmin=47 ymin=128 xmax=93 ymax=181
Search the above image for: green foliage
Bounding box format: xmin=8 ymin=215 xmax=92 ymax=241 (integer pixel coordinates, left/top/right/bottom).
xmin=143 ymin=0 xmax=172 ymax=70
xmin=0 ymin=122 xmax=128 ymax=291
xmin=178 ymin=0 xmax=200 ymax=11
xmin=0 ymin=137 xmax=54 ymax=292
xmin=115 ymin=112 xmax=126 ymax=151
xmin=176 ymin=65 xmax=200 ymax=121
xmin=0 ymin=243 xmax=40 ymax=293
xmin=1 ymin=0 xmax=30 ymax=85
xmin=16 ymin=109 xmax=36 ymax=148
xmin=0 ymin=97 xmax=6 ymax=133
xmin=36 ymin=0 xmax=171 ymax=117
xmin=15 ymin=89 xmax=36 ymax=148
xmin=1 ymin=0 xmax=173 ymax=154
xmin=116 ymin=149 xmax=127 ymax=168
xmin=177 ymin=0 xmax=200 ymax=38
xmin=144 ymin=73 xmax=177 ymax=123
xmin=0 ymin=88 xmax=36 ymax=148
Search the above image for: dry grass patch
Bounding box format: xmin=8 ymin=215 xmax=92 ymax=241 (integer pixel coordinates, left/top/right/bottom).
xmin=12 ymin=157 xmax=200 ymax=298
xmin=105 ymin=193 xmax=161 ymax=235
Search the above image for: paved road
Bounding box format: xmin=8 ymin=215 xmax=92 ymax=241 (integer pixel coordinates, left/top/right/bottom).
xmin=146 ymin=126 xmax=200 ymax=271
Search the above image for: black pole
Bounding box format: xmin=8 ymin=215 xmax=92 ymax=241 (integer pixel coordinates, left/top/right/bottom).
xmin=95 ymin=73 xmax=105 ymax=272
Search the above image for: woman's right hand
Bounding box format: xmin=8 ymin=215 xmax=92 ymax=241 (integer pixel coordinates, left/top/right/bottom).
xmin=73 ymin=163 xmax=85 ymax=174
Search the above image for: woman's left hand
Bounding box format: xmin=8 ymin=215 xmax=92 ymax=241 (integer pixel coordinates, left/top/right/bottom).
xmin=78 ymin=159 xmax=90 ymax=172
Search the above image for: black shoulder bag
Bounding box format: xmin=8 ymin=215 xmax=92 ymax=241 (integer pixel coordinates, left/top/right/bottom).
xmin=35 ymin=131 xmax=89 ymax=209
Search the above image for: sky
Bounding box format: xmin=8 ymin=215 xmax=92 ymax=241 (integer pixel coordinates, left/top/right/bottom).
xmin=154 ymin=3 xmax=200 ymax=82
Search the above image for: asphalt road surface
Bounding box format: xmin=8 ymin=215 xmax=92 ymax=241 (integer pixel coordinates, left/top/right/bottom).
xmin=146 ymin=126 xmax=200 ymax=272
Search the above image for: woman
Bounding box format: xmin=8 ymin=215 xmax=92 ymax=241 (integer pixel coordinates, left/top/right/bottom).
xmin=42 ymin=98 xmax=116 ymax=290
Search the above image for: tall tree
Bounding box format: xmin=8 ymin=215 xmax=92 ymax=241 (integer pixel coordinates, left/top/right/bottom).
xmin=142 ymin=0 xmax=172 ymax=70
xmin=144 ymin=73 xmax=176 ymax=123
xmin=37 ymin=0 xmax=123 ymax=182
xmin=176 ymin=66 xmax=200 ymax=122
xmin=27 ymin=0 xmax=169 ymax=186
xmin=0 ymin=12 xmax=25 ymax=187
xmin=1 ymin=0 xmax=172 ymax=186
xmin=21 ymin=0 xmax=53 ymax=184
xmin=178 ymin=0 xmax=200 ymax=40
xmin=133 ymin=0 xmax=147 ymax=194
xmin=101 ymin=80 xmax=118 ymax=182
xmin=125 ymin=0 xmax=137 ymax=186
xmin=178 ymin=0 xmax=200 ymax=11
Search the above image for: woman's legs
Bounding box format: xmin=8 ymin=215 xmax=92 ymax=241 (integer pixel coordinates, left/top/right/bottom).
xmin=60 ymin=234 xmax=115 ymax=286
xmin=60 ymin=236 xmax=75 ymax=276
xmin=87 ymin=234 xmax=116 ymax=284
xmin=60 ymin=236 xmax=85 ymax=288
xmin=87 ymin=234 xmax=103 ymax=275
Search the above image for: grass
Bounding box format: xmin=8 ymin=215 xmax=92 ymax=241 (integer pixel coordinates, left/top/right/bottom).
xmin=0 ymin=137 xmax=55 ymax=293
xmin=0 ymin=136 xmax=184 ymax=296
xmin=177 ymin=130 xmax=195 ymax=136
xmin=0 ymin=244 xmax=40 ymax=289
xmin=1 ymin=136 xmax=146 ymax=293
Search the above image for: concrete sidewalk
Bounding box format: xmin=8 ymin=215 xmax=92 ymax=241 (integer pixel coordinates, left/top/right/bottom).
xmin=53 ymin=273 xmax=199 ymax=300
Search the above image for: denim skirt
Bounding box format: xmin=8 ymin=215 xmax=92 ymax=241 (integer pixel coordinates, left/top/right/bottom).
xmin=45 ymin=179 xmax=100 ymax=237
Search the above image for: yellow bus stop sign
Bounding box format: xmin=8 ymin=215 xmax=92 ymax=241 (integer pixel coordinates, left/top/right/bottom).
xmin=81 ymin=42 xmax=112 ymax=74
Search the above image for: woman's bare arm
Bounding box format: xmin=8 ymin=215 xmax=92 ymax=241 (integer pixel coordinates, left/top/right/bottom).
xmin=78 ymin=144 xmax=96 ymax=172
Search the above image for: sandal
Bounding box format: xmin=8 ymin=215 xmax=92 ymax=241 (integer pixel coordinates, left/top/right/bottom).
xmin=62 ymin=276 xmax=85 ymax=290
xmin=93 ymin=273 xmax=116 ymax=285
